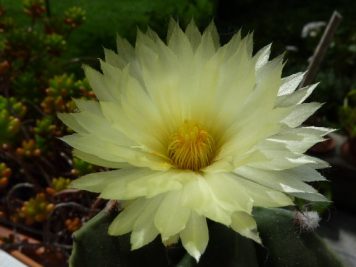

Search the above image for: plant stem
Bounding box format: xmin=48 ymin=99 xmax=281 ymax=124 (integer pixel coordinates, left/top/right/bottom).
xmin=300 ymin=11 xmax=342 ymax=88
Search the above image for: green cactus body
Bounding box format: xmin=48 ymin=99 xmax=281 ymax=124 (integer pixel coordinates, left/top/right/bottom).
xmin=69 ymin=208 xmax=343 ymax=267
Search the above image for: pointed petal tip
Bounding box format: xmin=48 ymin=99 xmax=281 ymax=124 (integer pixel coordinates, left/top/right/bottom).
xmin=247 ymin=230 xmax=262 ymax=244
xmin=237 ymin=227 xmax=262 ymax=245
xmin=108 ymin=218 xmax=129 ymax=236
xmin=82 ymin=63 xmax=91 ymax=72
xmin=130 ymin=232 xmax=147 ymax=251
xmin=186 ymin=18 xmax=197 ymax=28
xmin=57 ymin=136 xmax=66 ymax=142
xmin=130 ymin=243 xmax=141 ymax=251
xmin=56 ymin=112 xmax=64 ymax=119
xmin=107 ymin=225 xmax=116 ymax=236
xmin=184 ymin=243 xmax=202 ymax=262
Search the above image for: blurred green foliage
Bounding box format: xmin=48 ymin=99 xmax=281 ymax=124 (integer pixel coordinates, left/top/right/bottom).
xmin=1 ymin=0 xmax=216 ymax=64
xmin=339 ymin=88 xmax=356 ymax=137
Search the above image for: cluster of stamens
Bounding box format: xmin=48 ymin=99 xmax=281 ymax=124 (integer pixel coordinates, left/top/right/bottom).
xmin=168 ymin=121 xmax=215 ymax=171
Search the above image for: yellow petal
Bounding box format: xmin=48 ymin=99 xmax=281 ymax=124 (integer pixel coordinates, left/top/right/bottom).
xmin=154 ymin=191 xmax=191 ymax=240
xmin=73 ymin=149 xmax=129 ymax=169
xmin=60 ymin=134 xmax=133 ymax=164
xmin=185 ymin=20 xmax=202 ymax=51
xmin=231 ymin=211 xmax=261 ymax=244
xmin=181 ymin=176 xmax=232 ymax=225
xmin=278 ymin=72 xmax=305 ymax=95
xmin=108 ymin=198 xmax=146 ymax=235
xmin=99 ymin=59 xmax=124 ymax=100
xmin=103 ymin=47 xmax=126 ymax=68
xmin=131 ymin=197 xmax=162 ymax=250
xmin=167 ymin=20 xmax=193 ymax=59
xmin=61 ymin=134 xmax=169 ymax=171
xmin=83 ymin=65 xmax=113 ymax=101
xmin=263 ymin=126 xmax=333 ymax=154
xmin=99 ymin=169 xmax=178 ymax=200
xmin=204 ymin=21 xmax=220 ymax=50
xmin=131 ymin=225 xmax=159 ymax=250
xmin=231 ymin=174 xmax=294 ymax=208
xmin=289 ymin=191 xmax=328 ymax=202
xmin=67 ymin=111 xmax=135 ymax=147
xmin=282 ymin=102 xmax=323 ymax=128
xmin=235 ymin=166 xmax=320 ymax=194
xmin=57 ymin=113 xmax=88 ymax=134
xmin=72 ymin=98 xmax=101 ymax=115
xmin=205 ymin=173 xmax=253 ymax=214
xmin=70 ymin=168 xmax=142 ymax=193
xmin=276 ymin=83 xmax=318 ymax=107
xmin=181 ymin=176 xmax=211 ymax=212
xmin=180 ymin=212 xmax=209 ymax=262
xmin=127 ymin=171 xmax=182 ymax=198
xmin=284 ymin=166 xmax=326 ymax=182
xmin=213 ymin=36 xmax=256 ymax=125
xmin=100 ymin=89 xmax=170 ymax=156
xmin=194 ymin=23 xmax=218 ymax=62
xmin=254 ymin=43 xmax=271 ymax=70
xmin=116 ymin=34 xmax=135 ymax=63
xmin=218 ymin=108 xmax=290 ymax=161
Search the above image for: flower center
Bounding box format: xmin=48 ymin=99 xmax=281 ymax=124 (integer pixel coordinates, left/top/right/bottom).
xmin=168 ymin=120 xmax=215 ymax=171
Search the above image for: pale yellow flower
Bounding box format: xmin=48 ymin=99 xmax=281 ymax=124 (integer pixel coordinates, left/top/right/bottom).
xmin=59 ymin=20 xmax=330 ymax=261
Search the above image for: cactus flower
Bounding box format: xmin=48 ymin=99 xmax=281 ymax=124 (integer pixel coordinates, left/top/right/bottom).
xmin=59 ymin=20 xmax=330 ymax=261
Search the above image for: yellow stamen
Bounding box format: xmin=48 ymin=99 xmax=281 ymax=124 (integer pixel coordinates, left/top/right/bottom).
xmin=168 ymin=121 xmax=215 ymax=171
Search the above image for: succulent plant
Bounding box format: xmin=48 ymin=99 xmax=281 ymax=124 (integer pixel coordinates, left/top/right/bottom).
xmin=18 ymin=192 xmax=55 ymax=225
xmin=71 ymin=157 xmax=95 ymax=177
xmin=45 ymin=33 xmax=67 ymax=56
xmin=16 ymin=139 xmax=42 ymax=157
xmin=64 ymin=6 xmax=86 ymax=29
xmin=41 ymin=74 xmax=93 ymax=114
xmin=51 ymin=177 xmax=72 ymax=192
xmin=23 ymin=0 xmax=46 ymax=18
xmin=0 ymin=162 xmax=11 ymax=188
xmin=0 ymin=96 xmax=26 ymax=144
xmin=65 ymin=217 xmax=82 ymax=233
